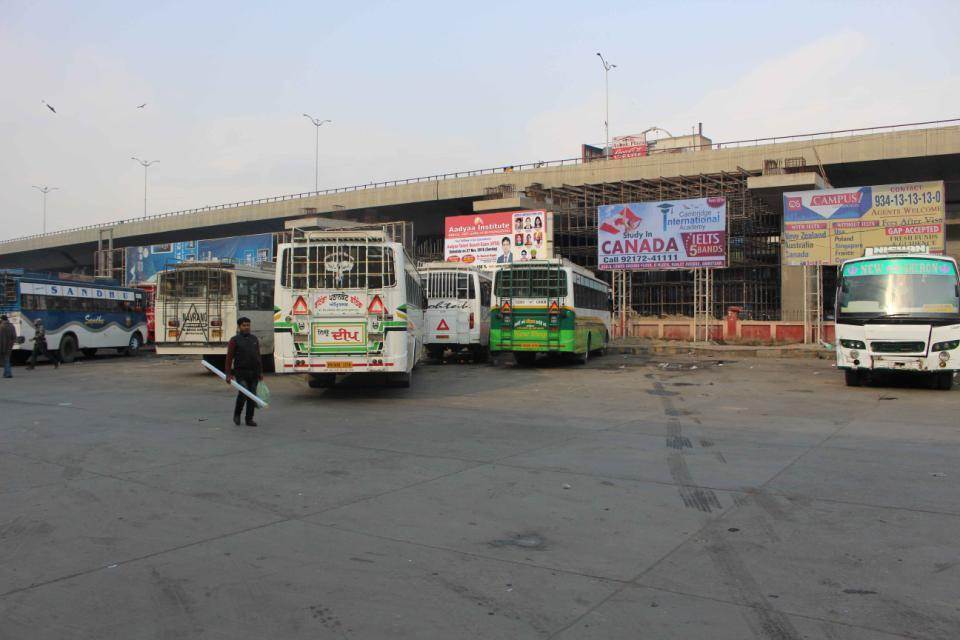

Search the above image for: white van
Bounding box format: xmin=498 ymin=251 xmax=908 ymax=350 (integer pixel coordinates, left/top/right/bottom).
xmin=421 ymin=263 xmax=491 ymax=362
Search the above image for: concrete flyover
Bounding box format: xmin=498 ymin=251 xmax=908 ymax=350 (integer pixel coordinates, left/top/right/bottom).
xmin=2 ymin=120 xmax=959 ymax=272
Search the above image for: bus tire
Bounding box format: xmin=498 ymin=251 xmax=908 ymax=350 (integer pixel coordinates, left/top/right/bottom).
xmin=934 ymin=371 xmax=954 ymax=390
xmin=261 ymin=354 xmax=275 ymax=373
xmin=472 ymin=345 xmax=489 ymax=363
xmin=58 ymin=334 xmax=78 ymax=364
xmin=308 ymin=374 xmax=336 ymax=389
xmin=203 ymin=354 xmax=226 ymax=371
xmin=577 ymin=336 xmax=591 ymax=365
xmin=121 ymin=332 xmax=143 ymax=357
xmin=427 ymin=346 xmax=445 ymax=361
xmin=11 ymin=351 xmax=29 ymax=366
xmin=81 ymin=348 xmax=98 ymax=358
xmin=514 ymin=352 xmax=536 ymax=367
xmin=844 ymin=370 xmax=864 ymax=387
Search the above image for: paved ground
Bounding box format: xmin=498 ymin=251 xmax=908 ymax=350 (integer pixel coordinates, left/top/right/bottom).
xmin=0 ymin=351 xmax=957 ymax=640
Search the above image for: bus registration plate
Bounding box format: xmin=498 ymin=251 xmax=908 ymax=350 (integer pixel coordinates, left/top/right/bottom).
xmin=326 ymin=361 xmax=353 ymax=370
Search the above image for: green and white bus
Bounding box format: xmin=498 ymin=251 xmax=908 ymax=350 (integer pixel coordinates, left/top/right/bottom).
xmin=490 ymin=258 xmax=611 ymax=365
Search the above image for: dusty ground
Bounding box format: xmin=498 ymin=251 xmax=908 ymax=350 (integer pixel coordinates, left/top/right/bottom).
xmin=0 ymin=350 xmax=957 ymax=639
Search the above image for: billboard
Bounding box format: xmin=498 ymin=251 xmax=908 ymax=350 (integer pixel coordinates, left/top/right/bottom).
xmin=597 ymin=197 xmax=727 ymax=270
xmin=782 ymin=181 xmax=945 ymax=266
xmin=125 ymin=233 xmax=273 ymax=284
xmin=444 ymin=210 xmax=553 ymax=265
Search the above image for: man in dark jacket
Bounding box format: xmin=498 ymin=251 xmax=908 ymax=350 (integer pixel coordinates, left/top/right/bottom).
xmin=27 ymin=319 xmax=60 ymax=370
xmin=0 ymin=315 xmax=17 ymax=378
xmin=224 ymin=316 xmax=262 ymax=427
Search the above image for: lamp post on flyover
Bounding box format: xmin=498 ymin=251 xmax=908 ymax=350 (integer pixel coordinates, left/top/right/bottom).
xmin=32 ymin=185 xmax=58 ymax=234
xmin=596 ymin=52 xmax=616 ymax=156
xmin=302 ymin=114 xmax=331 ymax=193
xmin=131 ymin=157 xmax=159 ymax=216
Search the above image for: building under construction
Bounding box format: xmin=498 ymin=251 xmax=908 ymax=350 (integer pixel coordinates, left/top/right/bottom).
xmin=524 ymin=170 xmax=786 ymax=320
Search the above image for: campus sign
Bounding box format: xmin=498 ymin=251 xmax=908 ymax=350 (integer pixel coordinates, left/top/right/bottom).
xmin=597 ymin=197 xmax=727 ymax=270
xmin=782 ymin=181 xmax=945 ymax=266
xmin=444 ymin=210 xmax=553 ymax=265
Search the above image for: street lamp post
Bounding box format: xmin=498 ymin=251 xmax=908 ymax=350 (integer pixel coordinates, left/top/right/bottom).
xmin=596 ymin=52 xmax=617 ymax=155
xmin=302 ymin=114 xmax=331 ymax=192
xmin=32 ymin=185 xmax=58 ymax=234
xmin=131 ymin=157 xmax=159 ymax=216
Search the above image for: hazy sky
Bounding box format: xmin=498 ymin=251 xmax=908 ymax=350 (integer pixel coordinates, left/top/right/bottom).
xmin=2 ymin=0 xmax=958 ymax=240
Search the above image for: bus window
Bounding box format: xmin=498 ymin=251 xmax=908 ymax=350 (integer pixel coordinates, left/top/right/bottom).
xmin=479 ymin=279 xmax=491 ymax=307
xmin=160 ymin=269 xmax=232 ymax=298
xmin=496 ymin=268 xmax=567 ymax=298
xmin=281 ymin=245 xmax=396 ymax=290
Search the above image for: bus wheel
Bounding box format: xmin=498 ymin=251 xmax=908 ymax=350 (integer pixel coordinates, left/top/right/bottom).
xmin=121 ymin=332 xmax=143 ymax=357
xmin=472 ymin=345 xmax=489 ymax=363
xmin=11 ymin=351 xmax=29 ymax=366
xmin=261 ymin=354 xmax=275 ymax=373
xmin=844 ymin=370 xmax=864 ymax=387
xmin=934 ymin=371 xmax=954 ymax=390
xmin=203 ymin=354 xmax=226 ymax=371
xmin=308 ymin=374 xmax=336 ymax=389
xmin=577 ymin=337 xmax=591 ymax=365
xmin=389 ymin=372 xmax=412 ymax=388
xmin=81 ymin=348 xmax=98 ymax=359
xmin=514 ymin=352 xmax=536 ymax=367
xmin=58 ymin=334 xmax=78 ymax=364
xmin=427 ymin=346 xmax=445 ymax=361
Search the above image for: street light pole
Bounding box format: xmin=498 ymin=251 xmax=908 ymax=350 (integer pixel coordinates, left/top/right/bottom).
xmin=131 ymin=157 xmax=159 ymax=216
xmin=596 ymin=52 xmax=617 ymax=155
xmin=302 ymin=114 xmax=331 ymax=192
xmin=32 ymin=185 xmax=58 ymax=234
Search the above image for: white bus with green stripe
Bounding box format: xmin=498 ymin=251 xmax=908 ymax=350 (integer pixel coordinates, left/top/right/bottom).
xmin=273 ymin=228 xmax=424 ymax=388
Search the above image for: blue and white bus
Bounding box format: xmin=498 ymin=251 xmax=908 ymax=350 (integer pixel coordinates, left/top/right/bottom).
xmin=0 ymin=270 xmax=148 ymax=364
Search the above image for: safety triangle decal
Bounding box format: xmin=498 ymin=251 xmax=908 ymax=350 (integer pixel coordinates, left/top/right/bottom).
xmin=437 ymin=318 xmax=450 ymax=331
xmin=292 ymin=295 xmax=309 ymax=315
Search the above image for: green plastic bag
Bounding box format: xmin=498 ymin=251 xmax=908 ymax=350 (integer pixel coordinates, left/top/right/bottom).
xmin=256 ymin=381 xmax=271 ymax=406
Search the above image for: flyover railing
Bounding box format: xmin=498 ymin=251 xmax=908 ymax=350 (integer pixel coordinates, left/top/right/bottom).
xmin=3 ymin=117 xmax=958 ymax=246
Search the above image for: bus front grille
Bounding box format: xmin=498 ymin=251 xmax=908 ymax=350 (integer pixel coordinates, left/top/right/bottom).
xmin=870 ymin=341 xmax=925 ymax=353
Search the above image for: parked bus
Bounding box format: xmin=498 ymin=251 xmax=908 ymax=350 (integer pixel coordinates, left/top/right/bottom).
xmin=154 ymin=262 xmax=275 ymax=368
xmin=490 ymin=258 xmax=611 ymax=365
xmin=274 ymin=228 xmax=424 ymax=388
xmin=835 ymin=251 xmax=959 ymax=390
xmin=421 ymin=262 xmax=491 ymax=361
xmin=0 ymin=270 xmax=147 ymax=363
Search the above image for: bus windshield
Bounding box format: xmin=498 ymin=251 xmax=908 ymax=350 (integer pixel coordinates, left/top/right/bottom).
xmin=838 ymin=258 xmax=960 ymax=320
xmin=159 ymin=269 xmax=233 ymax=298
xmin=425 ymin=272 xmax=474 ymax=299
xmin=495 ymin=267 xmax=567 ymax=298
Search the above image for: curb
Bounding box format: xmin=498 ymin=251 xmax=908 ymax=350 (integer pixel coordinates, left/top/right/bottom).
xmin=608 ymin=344 xmax=833 ymax=360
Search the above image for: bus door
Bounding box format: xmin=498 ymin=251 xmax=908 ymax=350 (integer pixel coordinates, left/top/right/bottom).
xmin=426 ymin=271 xmax=471 ymax=345
xmin=498 ymin=267 xmax=515 ymax=350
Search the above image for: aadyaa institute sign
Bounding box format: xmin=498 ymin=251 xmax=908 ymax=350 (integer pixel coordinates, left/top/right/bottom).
xmin=597 ymin=197 xmax=727 ymax=270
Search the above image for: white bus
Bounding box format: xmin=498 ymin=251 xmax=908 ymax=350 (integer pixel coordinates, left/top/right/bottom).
xmin=490 ymin=258 xmax=612 ymax=366
xmin=154 ymin=262 xmax=275 ymax=368
xmin=421 ymin=262 xmax=491 ymax=362
xmin=835 ymin=252 xmax=959 ymax=390
xmin=274 ymin=228 xmax=424 ymax=388
xmin=0 ymin=270 xmax=147 ymax=363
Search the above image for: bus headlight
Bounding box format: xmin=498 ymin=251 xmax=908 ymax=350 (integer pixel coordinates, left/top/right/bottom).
xmin=939 ymin=351 xmax=951 ymax=363
xmin=849 ymin=350 xmax=860 ymax=361
xmin=840 ymin=339 xmax=866 ymax=350
xmin=931 ymin=340 xmax=959 ymax=352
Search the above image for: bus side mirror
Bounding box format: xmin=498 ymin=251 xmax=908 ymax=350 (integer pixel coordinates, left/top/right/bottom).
xmin=840 ymin=281 xmax=849 ymax=294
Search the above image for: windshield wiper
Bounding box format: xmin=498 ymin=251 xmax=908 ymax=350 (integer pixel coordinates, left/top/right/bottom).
xmin=863 ymin=313 xmax=915 ymax=323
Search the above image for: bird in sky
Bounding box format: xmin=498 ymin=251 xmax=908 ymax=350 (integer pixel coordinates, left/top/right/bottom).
xmin=42 ymin=100 xmax=56 ymax=114
xmin=137 ymin=103 xmax=147 ymax=109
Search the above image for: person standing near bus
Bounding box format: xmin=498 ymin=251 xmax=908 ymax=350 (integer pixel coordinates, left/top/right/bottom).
xmin=224 ymin=316 xmax=262 ymax=427
xmin=27 ymin=319 xmax=59 ymax=370
xmin=0 ymin=314 xmax=16 ymax=378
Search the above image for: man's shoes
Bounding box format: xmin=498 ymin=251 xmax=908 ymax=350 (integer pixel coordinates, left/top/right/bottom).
xmin=245 ymin=419 xmax=258 ymax=427
xmin=3 ymin=375 xmax=11 ymax=379
xmin=233 ymin=414 xmax=241 ymax=426
xmin=26 ymin=366 xmax=33 ymax=370
xmin=54 ymin=362 xmax=59 ymax=369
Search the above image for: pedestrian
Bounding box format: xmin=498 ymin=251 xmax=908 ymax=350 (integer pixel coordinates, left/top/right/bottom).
xmin=224 ymin=316 xmax=262 ymax=427
xmin=0 ymin=314 xmax=16 ymax=378
xmin=27 ymin=319 xmax=60 ymax=370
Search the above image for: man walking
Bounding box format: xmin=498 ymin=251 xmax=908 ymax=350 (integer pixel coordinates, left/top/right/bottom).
xmin=224 ymin=316 xmax=262 ymax=427
xmin=0 ymin=315 xmax=16 ymax=378
xmin=27 ymin=319 xmax=60 ymax=370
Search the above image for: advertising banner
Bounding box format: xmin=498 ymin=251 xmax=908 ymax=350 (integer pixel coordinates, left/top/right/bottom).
xmin=444 ymin=210 xmax=552 ymax=265
xmin=782 ymin=181 xmax=945 ymax=266
xmin=125 ymin=233 xmax=274 ymax=284
xmin=597 ymin=197 xmax=727 ymax=270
